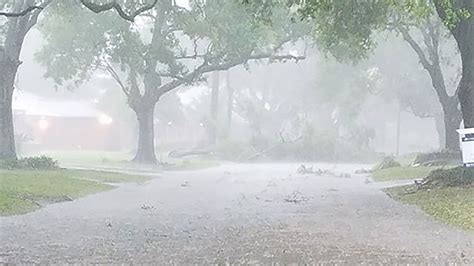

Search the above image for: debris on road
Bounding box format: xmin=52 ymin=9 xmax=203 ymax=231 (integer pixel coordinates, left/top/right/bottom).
xmin=339 ymin=173 xmax=352 ymax=178
xmin=355 ymin=168 xmax=371 ymax=175
xmin=181 ymin=180 xmax=189 ymax=187
xmin=284 ymin=191 xmax=308 ymax=203
xmin=297 ymin=164 xmax=332 ymax=176
xmin=140 ymin=204 xmax=154 ymax=210
xmin=297 ymin=164 xmax=314 ymax=174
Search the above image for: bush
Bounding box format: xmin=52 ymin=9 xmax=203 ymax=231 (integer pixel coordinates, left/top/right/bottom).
xmin=412 ymin=150 xmax=461 ymax=166
xmin=420 ymin=166 xmax=474 ymax=189
xmin=0 ymin=158 xmax=20 ymax=170
xmin=373 ymin=156 xmax=401 ymax=170
xmin=0 ymin=156 xmax=58 ymax=170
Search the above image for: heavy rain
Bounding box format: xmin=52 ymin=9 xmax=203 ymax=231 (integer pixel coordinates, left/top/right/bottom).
xmin=0 ymin=0 xmax=473 ymax=264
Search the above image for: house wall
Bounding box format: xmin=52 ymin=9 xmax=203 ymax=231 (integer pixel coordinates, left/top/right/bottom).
xmin=14 ymin=114 xmax=125 ymax=152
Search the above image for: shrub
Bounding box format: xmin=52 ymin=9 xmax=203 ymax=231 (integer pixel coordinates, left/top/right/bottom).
xmin=0 ymin=158 xmax=20 ymax=170
xmin=0 ymin=156 xmax=58 ymax=170
xmin=412 ymin=150 xmax=461 ymax=166
xmin=373 ymin=156 xmax=401 ymax=170
xmin=420 ymin=166 xmax=474 ymax=189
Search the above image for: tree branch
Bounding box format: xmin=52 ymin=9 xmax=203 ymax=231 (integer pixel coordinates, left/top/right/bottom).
xmin=158 ymin=52 xmax=305 ymax=96
xmin=79 ymin=0 xmax=158 ymax=22
xmin=103 ymin=61 xmax=129 ymax=97
xmin=0 ymin=5 xmax=43 ymax=17
xmin=25 ymin=0 xmax=53 ymax=33
xmin=399 ymin=26 xmax=433 ymax=70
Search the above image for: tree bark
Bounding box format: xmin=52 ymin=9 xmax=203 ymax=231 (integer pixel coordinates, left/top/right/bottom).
xmin=400 ymin=24 xmax=462 ymax=151
xmin=132 ymin=103 xmax=157 ymax=163
xmin=209 ymin=71 xmax=219 ymax=144
xmin=443 ymin=98 xmax=462 ymax=151
xmin=0 ymin=1 xmax=45 ymax=160
xmin=457 ymin=30 xmax=474 ymax=128
xmin=0 ymin=59 xmax=18 ymax=160
xmin=434 ymin=1 xmax=474 ymax=128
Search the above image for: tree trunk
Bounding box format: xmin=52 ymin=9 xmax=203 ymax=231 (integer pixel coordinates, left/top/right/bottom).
xmin=443 ymin=98 xmax=462 ymax=151
xmin=132 ymin=103 xmax=157 ymax=163
xmin=0 ymin=59 xmax=19 ymax=160
xmin=456 ymin=4 xmax=474 ymax=128
xmin=457 ymin=39 xmax=474 ymax=128
xmin=434 ymin=1 xmax=474 ymax=128
xmin=208 ymin=71 xmax=219 ymax=144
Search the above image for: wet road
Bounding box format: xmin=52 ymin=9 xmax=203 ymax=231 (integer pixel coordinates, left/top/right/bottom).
xmin=1 ymin=163 xmax=473 ymax=264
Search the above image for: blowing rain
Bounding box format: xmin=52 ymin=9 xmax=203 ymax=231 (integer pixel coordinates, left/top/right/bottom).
xmin=0 ymin=0 xmax=473 ymax=264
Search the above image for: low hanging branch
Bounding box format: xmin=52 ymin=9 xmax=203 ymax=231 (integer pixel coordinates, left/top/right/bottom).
xmin=0 ymin=5 xmax=43 ymax=17
xmin=1 ymin=0 xmax=158 ymax=20
xmin=79 ymin=0 xmax=158 ymax=22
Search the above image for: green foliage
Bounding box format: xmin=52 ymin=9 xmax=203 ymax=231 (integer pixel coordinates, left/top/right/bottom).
xmin=37 ymin=1 xmax=308 ymax=95
xmin=373 ymin=156 xmax=401 ymax=170
xmin=412 ymin=151 xmax=461 ymax=166
xmin=437 ymin=0 xmax=472 ymax=28
xmin=422 ymin=166 xmax=474 ymax=188
xmin=299 ymin=0 xmax=392 ymax=61
xmin=292 ymin=0 xmax=471 ymax=61
xmin=0 ymin=156 xmax=58 ymax=170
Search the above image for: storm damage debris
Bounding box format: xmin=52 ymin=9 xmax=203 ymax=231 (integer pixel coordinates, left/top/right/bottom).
xmin=140 ymin=204 xmax=155 ymax=210
xmin=297 ymin=165 xmax=330 ymax=175
xmin=297 ymin=165 xmax=351 ymax=178
xmin=284 ymin=191 xmax=308 ymax=203
xmin=181 ymin=180 xmax=189 ymax=187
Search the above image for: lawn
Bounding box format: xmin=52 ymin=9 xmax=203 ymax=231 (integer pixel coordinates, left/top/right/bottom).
xmin=386 ymin=186 xmax=474 ymax=231
xmin=36 ymin=151 xmax=133 ymax=166
xmin=0 ymin=169 xmax=150 ymax=216
xmin=27 ymin=150 xmax=220 ymax=172
xmin=371 ymin=166 xmax=439 ymax=182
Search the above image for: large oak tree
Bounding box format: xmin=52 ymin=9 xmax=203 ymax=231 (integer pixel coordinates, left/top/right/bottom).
xmin=38 ymin=0 xmax=308 ymax=163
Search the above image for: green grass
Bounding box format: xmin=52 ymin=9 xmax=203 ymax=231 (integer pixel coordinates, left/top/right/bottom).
xmin=24 ymin=151 xmax=220 ymax=171
xmin=386 ymin=186 xmax=474 ymax=231
xmin=372 ymin=166 xmax=439 ymax=182
xmin=0 ymin=169 xmax=150 ymax=216
xmin=36 ymin=151 xmax=132 ymax=165
xmin=65 ymin=170 xmax=151 ymax=183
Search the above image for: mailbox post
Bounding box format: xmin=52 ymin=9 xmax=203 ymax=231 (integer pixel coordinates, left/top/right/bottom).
xmin=457 ymin=128 xmax=474 ymax=167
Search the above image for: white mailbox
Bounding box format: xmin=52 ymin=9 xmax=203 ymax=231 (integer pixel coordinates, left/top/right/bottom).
xmin=457 ymin=128 xmax=474 ymax=167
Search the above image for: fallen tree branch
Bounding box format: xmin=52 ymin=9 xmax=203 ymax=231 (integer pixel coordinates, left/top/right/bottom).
xmin=246 ymin=135 xmax=303 ymax=161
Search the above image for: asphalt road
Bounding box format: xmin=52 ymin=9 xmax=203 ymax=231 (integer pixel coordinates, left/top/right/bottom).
xmin=1 ymin=163 xmax=472 ymax=264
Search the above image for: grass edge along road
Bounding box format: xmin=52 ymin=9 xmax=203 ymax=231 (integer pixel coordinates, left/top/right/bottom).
xmin=385 ymin=185 xmax=474 ymax=231
xmin=0 ymin=169 xmax=151 ymax=216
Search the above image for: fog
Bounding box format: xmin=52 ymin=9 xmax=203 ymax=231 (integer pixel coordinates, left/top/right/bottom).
xmin=1 ymin=1 xmax=472 ymax=264
xmin=14 ymin=30 xmax=458 ymax=159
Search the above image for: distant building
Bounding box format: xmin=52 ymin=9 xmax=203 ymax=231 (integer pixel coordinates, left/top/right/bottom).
xmin=13 ymin=91 xmax=124 ymax=153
